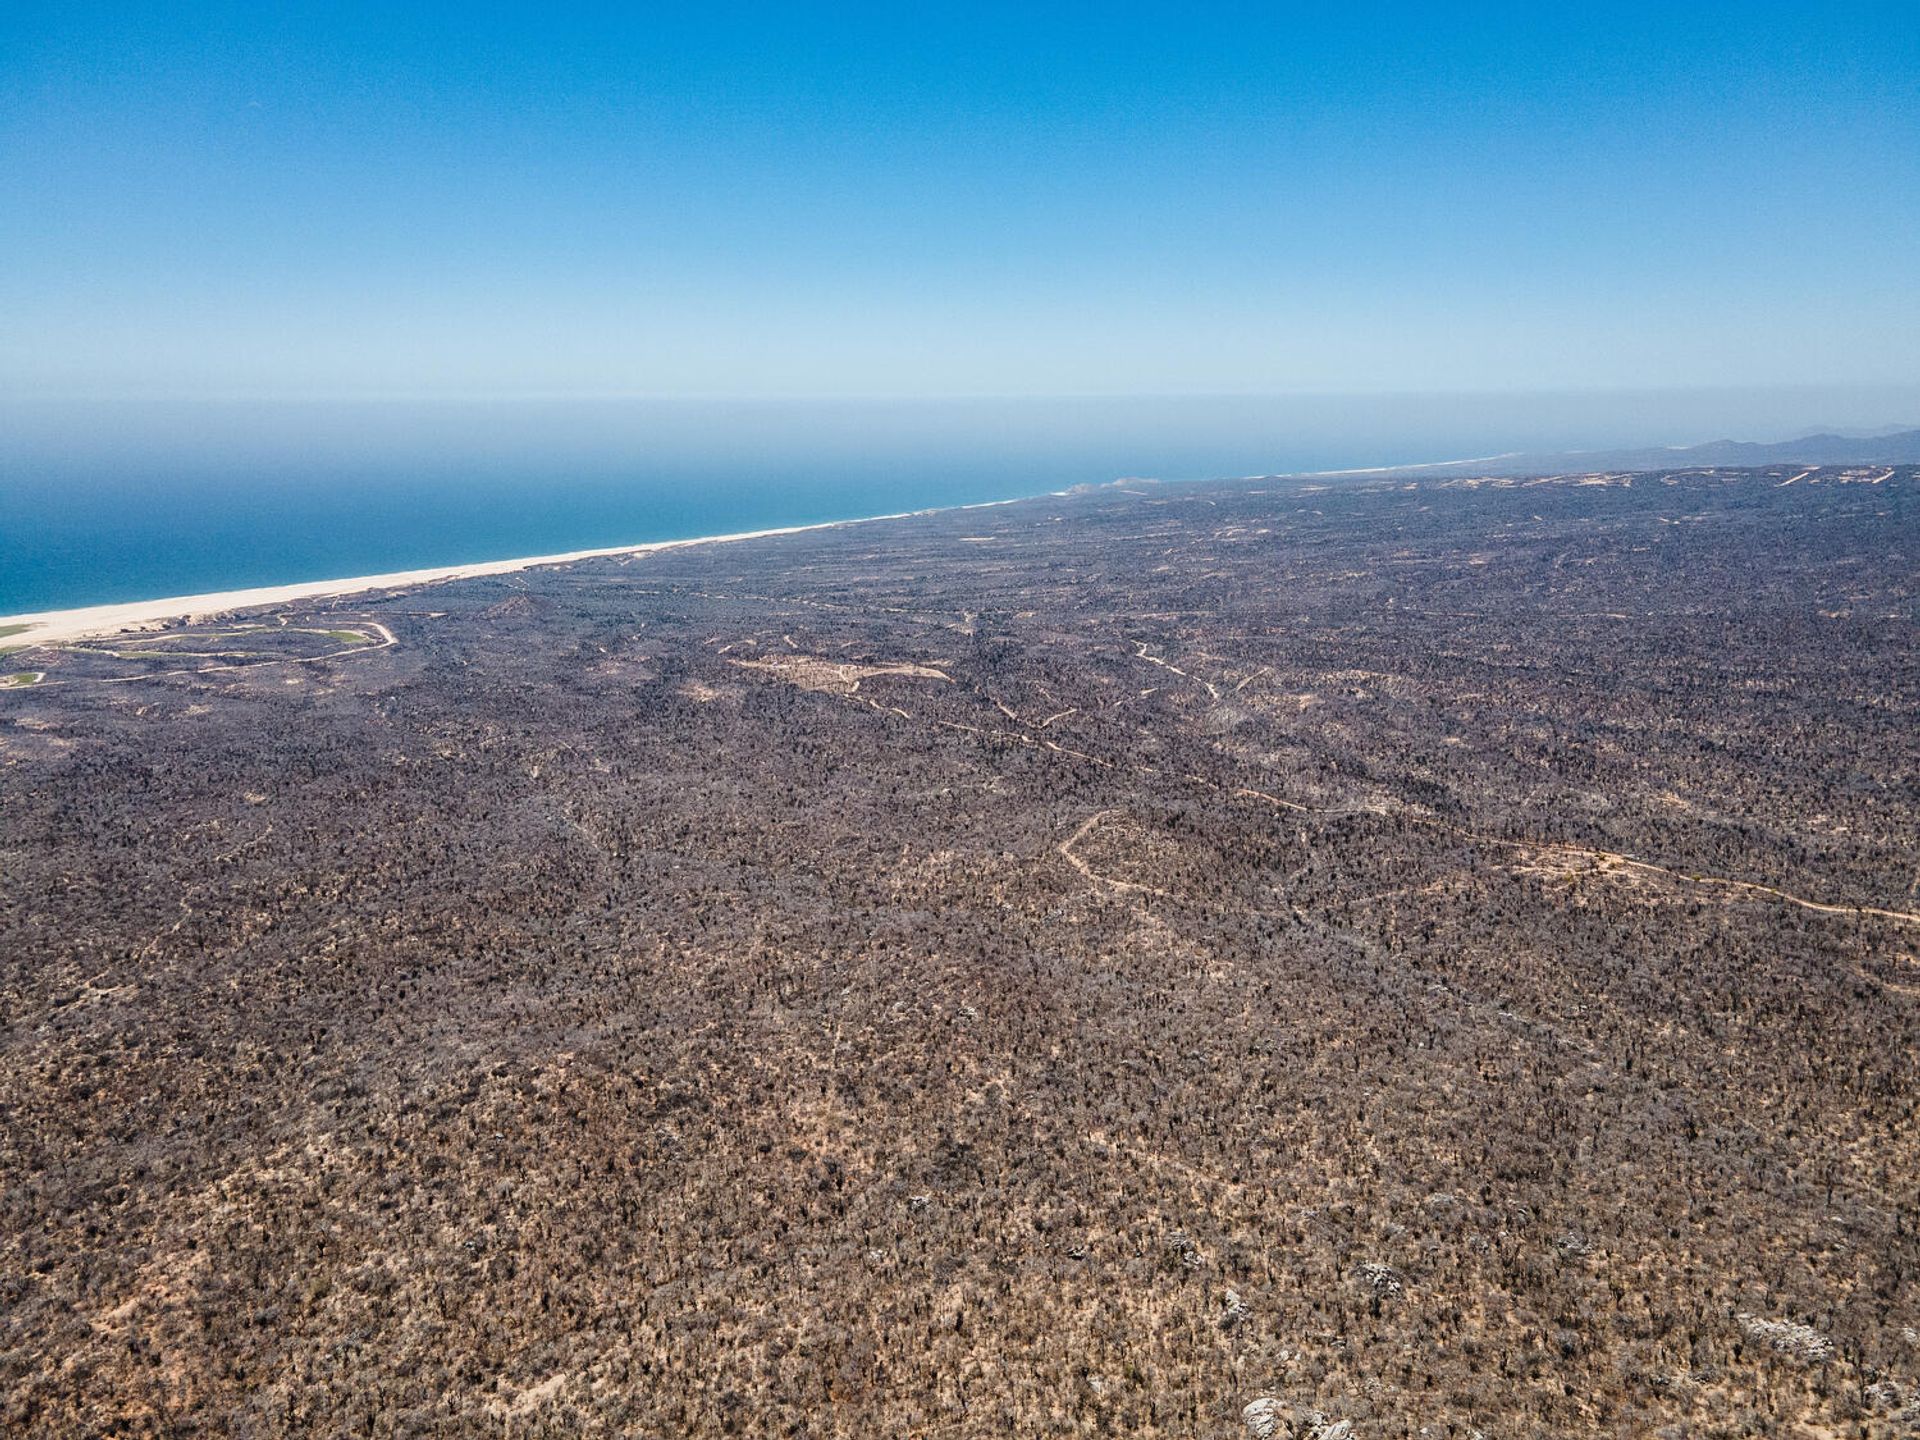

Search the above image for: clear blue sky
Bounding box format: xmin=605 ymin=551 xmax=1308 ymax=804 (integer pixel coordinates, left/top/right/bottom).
xmin=4 ymin=2 xmax=1917 ymax=399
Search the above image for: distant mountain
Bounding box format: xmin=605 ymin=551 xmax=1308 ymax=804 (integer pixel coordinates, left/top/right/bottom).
xmin=1791 ymin=423 xmax=1920 ymax=440
xmin=1585 ymin=429 xmax=1920 ymax=468
xmin=1317 ymin=427 xmax=1920 ymax=479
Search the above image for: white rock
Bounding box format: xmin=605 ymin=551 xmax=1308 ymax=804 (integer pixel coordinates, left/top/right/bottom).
xmin=1355 ymin=1261 xmax=1403 ymax=1298
xmin=1243 ymin=1398 xmax=1284 ymax=1440
xmin=1220 ymin=1288 xmax=1252 ymax=1329
xmin=1736 ymin=1312 xmax=1833 ymax=1363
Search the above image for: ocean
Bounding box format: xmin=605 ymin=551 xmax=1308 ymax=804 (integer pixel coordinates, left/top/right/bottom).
xmin=0 ymin=390 xmax=1892 ymax=614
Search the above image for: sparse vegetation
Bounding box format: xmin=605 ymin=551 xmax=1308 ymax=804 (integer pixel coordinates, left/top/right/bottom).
xmin=1 ymin=465 xmax=1914 ymax=1437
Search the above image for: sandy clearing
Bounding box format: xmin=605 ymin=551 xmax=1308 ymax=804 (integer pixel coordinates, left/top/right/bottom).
xmin=30 ymin=623 xmax=398 ymax=689
xmin=730 ymin=653 xmax=951 ymax=695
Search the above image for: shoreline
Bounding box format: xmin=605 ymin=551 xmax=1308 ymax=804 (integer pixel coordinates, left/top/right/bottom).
xmin=0 ymin=502 xmax=1019 ymax=648
xmin=1282 ymin=450 xmax=1521 ymax=478
xmin=0 ymin=448 xmax=1515 ymax=649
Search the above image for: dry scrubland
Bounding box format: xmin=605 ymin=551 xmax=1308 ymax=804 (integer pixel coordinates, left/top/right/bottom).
xmin=2 ymin=466 xmax=1917 ymax=1437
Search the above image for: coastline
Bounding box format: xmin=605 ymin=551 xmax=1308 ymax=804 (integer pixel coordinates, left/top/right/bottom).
xmin=1282 ymin=450 xmax=1521 ymax=478
xmin=0 ymin=449 xmax=1517 ymax=650
xmin=0 ymin=505 xmax=983 ymax=648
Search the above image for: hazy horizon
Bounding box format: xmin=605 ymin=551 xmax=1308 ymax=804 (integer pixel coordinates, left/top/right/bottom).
xmin=4 ymin=383 xmax=1917 ymax=615
xmin=7 ymin=383 xmax=1918 ymax=470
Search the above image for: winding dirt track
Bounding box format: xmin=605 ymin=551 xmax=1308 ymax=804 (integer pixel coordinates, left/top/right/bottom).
xmin=1056 ymin=809 xmax=1170 ymax=897
xmin=839 ymin=672 xmax=1920 ymax=932
xmin=1414 ymin=826 xmax=1920 ymax=927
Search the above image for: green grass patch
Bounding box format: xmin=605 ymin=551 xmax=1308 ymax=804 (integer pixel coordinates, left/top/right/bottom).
xmin=323 ymin=629 xmax=373 ymax=645
xmin=2 ymin=671 xmax=44 ymax=688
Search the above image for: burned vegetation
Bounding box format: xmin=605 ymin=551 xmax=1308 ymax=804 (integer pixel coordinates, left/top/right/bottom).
xmin=1 ymin=466 xmax=1917 ymax=1437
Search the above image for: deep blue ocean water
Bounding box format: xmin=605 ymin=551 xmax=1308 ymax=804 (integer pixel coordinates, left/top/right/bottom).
xmin=1 ymin=391 xmax=1885 ymax=614
xmin=2 ymin=456 xmax=1066 ymax=614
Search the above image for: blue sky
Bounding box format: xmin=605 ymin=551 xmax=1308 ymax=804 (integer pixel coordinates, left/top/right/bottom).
xmin=4 ymin=2 xmax=1917 ymax=399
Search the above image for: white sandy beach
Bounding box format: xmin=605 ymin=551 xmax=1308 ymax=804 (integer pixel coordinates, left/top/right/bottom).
xmin=0 ymin=511 xmax=938 ymax=648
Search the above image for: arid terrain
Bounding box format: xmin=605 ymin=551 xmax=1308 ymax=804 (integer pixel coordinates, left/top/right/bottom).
xmin=3 ymin=465 xmax=1917 ymax=1437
